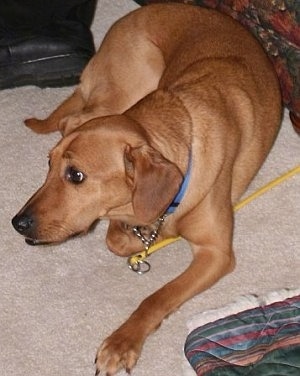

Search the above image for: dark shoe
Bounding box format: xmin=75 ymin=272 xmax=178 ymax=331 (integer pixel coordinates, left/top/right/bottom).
xmin=0 ymin=21 xmax=95 ymax=89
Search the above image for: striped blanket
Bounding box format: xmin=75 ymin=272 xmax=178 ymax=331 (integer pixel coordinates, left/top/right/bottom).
xmin=185 ymin=295 xmax=300 ymax=375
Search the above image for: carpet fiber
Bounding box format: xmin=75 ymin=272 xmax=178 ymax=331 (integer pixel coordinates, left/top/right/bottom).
xmin=0 ymin=1 xmax=299 ymax=376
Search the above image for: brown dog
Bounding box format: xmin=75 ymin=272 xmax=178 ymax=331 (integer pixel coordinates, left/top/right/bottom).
xmin=12 ymin=4 xmax=282 ymax=375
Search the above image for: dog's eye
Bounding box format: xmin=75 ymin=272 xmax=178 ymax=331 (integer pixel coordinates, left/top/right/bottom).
xmin=65 ymin=166 xmax=85 ymax=184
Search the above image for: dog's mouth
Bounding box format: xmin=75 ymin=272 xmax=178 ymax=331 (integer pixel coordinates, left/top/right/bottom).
xmin=22 ymin=219 xmax=100 ymax=247
xmin=24 ymin=228 xmax=93 ymax=247
xmin=25 ymin=238 xmax=51 ymax=246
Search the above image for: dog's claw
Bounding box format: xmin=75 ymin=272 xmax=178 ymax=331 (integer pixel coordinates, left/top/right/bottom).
xmin=94 ymin=326 xmax=141 ymax=376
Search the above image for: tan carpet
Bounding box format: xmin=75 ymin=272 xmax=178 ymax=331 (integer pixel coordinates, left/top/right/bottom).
xmin=0 ymin=1 xmax=299 ymax=375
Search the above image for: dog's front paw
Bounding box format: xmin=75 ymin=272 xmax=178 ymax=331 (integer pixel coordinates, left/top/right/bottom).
xmin=95 ymin=328 xmax=142 ymax=375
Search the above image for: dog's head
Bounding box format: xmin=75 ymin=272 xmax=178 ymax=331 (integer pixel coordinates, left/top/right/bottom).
xmin=12 ymin=115 xmax=183 ymax=247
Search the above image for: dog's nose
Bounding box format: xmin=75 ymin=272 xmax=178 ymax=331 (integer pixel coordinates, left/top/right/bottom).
xmin=12 ymin=213 xmax=35 ymax=235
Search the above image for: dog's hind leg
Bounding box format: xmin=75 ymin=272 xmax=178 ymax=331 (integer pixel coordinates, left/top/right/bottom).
xmin=24 ymin=88 xmax=85 ymax=135
xmin=24 ymin=9 xmax=167 ymax=137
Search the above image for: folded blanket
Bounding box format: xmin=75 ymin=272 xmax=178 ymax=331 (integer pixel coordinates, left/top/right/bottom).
xmin=185 ymin=293 xmax=300 ymax=375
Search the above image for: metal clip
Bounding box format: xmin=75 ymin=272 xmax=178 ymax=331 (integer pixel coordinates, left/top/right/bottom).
xmin=128 ymin=257 xmax=151 ymax=275
xmin=128 ymin=215 xmax=167 ymax=275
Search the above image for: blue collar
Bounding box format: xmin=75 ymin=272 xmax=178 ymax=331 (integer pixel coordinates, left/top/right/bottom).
xmin=166 ymin=154 xmax=192 ymax=214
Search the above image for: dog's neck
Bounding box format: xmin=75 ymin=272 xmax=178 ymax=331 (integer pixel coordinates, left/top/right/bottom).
xmin=165 ymin=153 xmax=192 ymax=214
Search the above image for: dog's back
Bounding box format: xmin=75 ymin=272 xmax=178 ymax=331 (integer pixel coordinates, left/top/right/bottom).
xmin=125 ymin=4 xmax=281 ymax=202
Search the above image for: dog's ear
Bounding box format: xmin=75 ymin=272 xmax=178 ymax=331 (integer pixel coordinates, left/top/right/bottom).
xmin=125 ymin=145 xmax=183 ymax=223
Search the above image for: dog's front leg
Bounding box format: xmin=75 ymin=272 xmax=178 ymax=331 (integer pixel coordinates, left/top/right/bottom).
xmin=95 ymin=226 xmax=235 ymax=375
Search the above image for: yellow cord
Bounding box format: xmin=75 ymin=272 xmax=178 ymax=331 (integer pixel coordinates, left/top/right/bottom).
xmin=233 ymin=165 xmax=300 ymax=210
xmin=128 ymin=165 xmax=300 ymax=267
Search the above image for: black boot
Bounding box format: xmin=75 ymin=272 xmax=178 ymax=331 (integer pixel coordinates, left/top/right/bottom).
xmin=0 ymin=0 xmax=97 ymax=89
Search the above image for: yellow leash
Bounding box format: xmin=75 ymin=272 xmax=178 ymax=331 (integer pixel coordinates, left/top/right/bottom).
xmin=128 ymin=165 xmax=300 ymax=273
